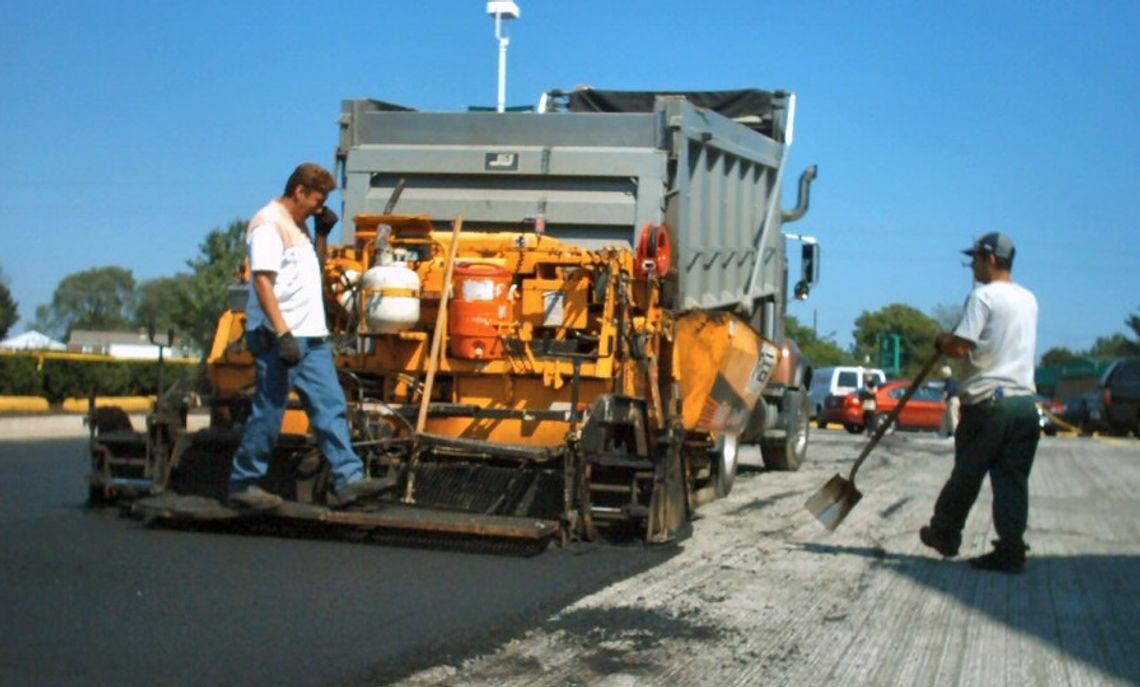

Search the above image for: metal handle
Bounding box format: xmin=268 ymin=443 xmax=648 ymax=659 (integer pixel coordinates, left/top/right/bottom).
xmin=846 ymin=351 xmax=942 ymax=481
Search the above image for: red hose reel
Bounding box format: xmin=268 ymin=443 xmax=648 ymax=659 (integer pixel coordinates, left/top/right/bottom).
xmin=635 ymin=222 xmax=673 ymax=278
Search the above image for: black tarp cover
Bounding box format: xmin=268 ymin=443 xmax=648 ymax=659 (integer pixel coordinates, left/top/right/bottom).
xmin=361 ymin=98 xmax=416 ymax=112
xmin=565 ymin=88 xmax=776 ymax=133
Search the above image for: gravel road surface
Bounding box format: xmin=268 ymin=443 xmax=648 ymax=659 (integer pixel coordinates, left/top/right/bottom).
xmin=396 ymin=429 xmax=1140 ymax=687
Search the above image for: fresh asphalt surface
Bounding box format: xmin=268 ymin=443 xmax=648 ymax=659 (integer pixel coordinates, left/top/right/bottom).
xmin=0 ymin=438 xmax=676 ymax=686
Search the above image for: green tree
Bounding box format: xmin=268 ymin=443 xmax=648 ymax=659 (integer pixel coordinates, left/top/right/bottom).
xmin=134 ymin=274 xmax=195 ymax=335
xmin=852 ymin=303 xmax=941 ymax=377
xmin=1088 ymin=333 xmax=1139 ymax=360
xmin=1127 ymin=309 xmax=1140 ymax=340
xmin=0 ymin=265 xmax=17 ymax=340
xmin=785 ymin=315 xmax=854 ymax=367
xmin=33 ymin=266 xmax=135 ymax=338
xmin=930 ymin=303 xmax=964 ymax=331
xmin=181 ymin=219 xmax=248 ymax=352
xmin=1040 ymin=347 xmax=1079 ymax=367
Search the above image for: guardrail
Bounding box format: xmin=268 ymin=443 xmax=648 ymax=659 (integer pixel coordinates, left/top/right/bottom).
xmin=0 ymin=396 xmax=157 ymax=414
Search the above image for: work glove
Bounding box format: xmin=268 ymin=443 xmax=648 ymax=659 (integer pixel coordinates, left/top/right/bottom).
xmin=278 ymin=331 xmax=302 ymax=367
xmin=313 ymin=206 xmax=339 ymax=238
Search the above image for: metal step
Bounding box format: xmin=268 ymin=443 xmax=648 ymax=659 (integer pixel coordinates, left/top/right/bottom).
xmin=590 ymin=455 xmax=655 ymax=469
xmin=588 ymin=483 xmax=633 ymax=494
xmin=590 ymin=503 xmax=648 ymax=520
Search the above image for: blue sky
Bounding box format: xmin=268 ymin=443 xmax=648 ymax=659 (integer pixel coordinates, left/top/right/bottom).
xmin=2 ymin=1 xmax=1137 ymax=356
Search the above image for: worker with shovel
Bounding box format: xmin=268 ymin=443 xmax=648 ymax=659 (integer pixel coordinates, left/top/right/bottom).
xmin=919 ymin=232 xmax=1040 ymax=574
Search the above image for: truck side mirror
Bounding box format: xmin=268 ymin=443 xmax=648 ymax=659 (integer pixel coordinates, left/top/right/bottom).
xmin=795 ymin=242 xmax=820 ymax=300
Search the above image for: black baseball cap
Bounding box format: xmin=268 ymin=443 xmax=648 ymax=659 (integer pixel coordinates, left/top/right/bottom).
xmin=961 ymin=232 xmax=1015 ymax=260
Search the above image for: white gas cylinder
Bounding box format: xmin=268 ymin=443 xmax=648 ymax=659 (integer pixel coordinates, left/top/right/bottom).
xmin=361 ymin=263 xmax=420 ymax=333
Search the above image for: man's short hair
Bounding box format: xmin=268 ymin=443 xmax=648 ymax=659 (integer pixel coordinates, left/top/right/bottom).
xmin=284 ymin=163 xmax=336 ymax=197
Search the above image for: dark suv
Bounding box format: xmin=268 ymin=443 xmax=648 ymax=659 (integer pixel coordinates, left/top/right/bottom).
xmin=1099 ymin=357 xmax=1140 ymax=437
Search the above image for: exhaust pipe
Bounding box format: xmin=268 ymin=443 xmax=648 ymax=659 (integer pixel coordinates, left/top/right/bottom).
xmin=781 ymin=165 xmax=818 ymax=224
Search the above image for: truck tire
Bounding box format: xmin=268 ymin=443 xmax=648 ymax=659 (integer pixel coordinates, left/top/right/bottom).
xmin=762 ymin=389 xmax=809 ymax=471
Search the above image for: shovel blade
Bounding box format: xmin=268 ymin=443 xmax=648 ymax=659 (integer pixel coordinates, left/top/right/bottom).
xmin=805 ymin=474 xmax=863 ymax=531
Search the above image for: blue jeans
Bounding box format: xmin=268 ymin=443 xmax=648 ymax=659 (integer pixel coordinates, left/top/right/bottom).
xmin=229 ymin=328 xmax=363 ymax=492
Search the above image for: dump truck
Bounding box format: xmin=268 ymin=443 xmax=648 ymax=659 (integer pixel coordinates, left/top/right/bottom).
xmin=87 ymin=88 xmax=820 ymax=550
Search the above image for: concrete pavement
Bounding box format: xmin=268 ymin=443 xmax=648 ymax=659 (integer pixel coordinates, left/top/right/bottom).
xmin=0 ymin=413 xmax=208 ymax=441
xmin=0 ymin=414 xmax=107 ymax=441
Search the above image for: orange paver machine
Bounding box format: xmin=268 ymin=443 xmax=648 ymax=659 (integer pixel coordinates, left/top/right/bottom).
xmin=96 ymin=88 xmax=822 ymax=550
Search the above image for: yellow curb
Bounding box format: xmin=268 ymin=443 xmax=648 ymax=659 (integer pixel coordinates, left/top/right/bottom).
xmin=1039 ymin=408 xmax=1137 ymax=445
xmin=1040 ymin=407 xmax=1083 ymax=435
xmin=1089 ymin=433 xmax=1137 ymax=447
xmin=60 ymin=396 xmax=157 ymax=413
xmin=0 ymin=396 xmax=51 ymax=413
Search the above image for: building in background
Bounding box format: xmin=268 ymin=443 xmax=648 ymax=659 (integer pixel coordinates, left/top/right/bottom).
xmin=67 ymin=330 xmax=198 ymax=360
xmin=1035 ymin=358 xmax=1113 ymax=401
xmin=0 ymin=330 xmax=67 ymax=351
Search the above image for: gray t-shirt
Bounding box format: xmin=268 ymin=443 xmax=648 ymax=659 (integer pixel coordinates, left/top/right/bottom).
xmin=954 ymin=280 xmax=1038 ymax=405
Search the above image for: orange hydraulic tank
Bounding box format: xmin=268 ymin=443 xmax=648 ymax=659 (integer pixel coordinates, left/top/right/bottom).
xmin=449 ymin=262 xmax=512 ymax=360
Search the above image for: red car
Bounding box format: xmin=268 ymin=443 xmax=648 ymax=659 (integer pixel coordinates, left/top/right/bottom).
xmin=823 ymin=380 xmax=947 ymax=434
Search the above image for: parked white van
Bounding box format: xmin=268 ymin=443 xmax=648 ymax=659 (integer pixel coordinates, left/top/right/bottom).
xmin=808 ymin=366 xmax=888 ymax=421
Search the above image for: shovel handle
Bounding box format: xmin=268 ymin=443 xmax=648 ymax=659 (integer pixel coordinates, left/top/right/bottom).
xmin=383 ymin=178 xmax=407 ymax=215
xmin=846 ymin=350 xmax=942 ymax=481
xmin=405 ymin=216 xmax=463 ymax=503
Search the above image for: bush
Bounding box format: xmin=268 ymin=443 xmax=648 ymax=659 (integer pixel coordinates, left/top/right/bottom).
xmin=41 ymin=358 xmax=133 ymax=404
xmin=0 ymin=354 xmax=43 ymax=395
xmin=126 ymin=359 xmax=196 ymax=396
xmin=3 ymin=354 xmax=203 ymax=404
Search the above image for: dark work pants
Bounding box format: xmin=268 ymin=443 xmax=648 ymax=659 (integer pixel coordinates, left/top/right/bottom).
xmin=930 ymin=395 xmax=1040 ymax=544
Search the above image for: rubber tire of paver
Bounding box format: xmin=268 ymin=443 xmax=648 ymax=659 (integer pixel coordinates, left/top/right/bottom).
xmin=87 ymin=483 xmax=108 ymax=507
xmin=844 ymin=423 xmax=863 ymax=434
xmin=761 ymin=388 xmax=809 ymax=471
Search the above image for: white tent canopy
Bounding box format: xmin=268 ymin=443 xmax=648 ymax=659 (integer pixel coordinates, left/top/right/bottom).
xmin=0 ymin=330 xmax=67 ymax=351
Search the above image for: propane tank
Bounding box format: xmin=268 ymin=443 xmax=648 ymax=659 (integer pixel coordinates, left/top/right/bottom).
xmin=361 ymin=255 xmax=420 ymax=334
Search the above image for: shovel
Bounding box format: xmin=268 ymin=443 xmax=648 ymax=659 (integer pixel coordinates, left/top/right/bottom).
xmin=805 ymin=351 xmax=942 ymax=530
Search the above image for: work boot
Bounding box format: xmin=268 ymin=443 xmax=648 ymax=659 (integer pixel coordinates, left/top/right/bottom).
xmin=919 ymin=525 xmax=960 ymax=558
xmin=328 ymin=476 xmax=397 ymax=508
xmin=228 ymin=485 xmax=284 ymax=510
xmin=969 ymin=539 xmax=1028 ymax=575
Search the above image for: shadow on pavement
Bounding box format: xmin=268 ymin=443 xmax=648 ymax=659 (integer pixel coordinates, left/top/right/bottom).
xmin=795 ymin=542 xmax=1140 ymax=686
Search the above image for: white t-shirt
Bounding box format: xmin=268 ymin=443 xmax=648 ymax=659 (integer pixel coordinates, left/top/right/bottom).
xmin=954 ymin=280 xmax=1038 ymax=405
xmin=245 ymin=200 xmax=329 ymax=338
